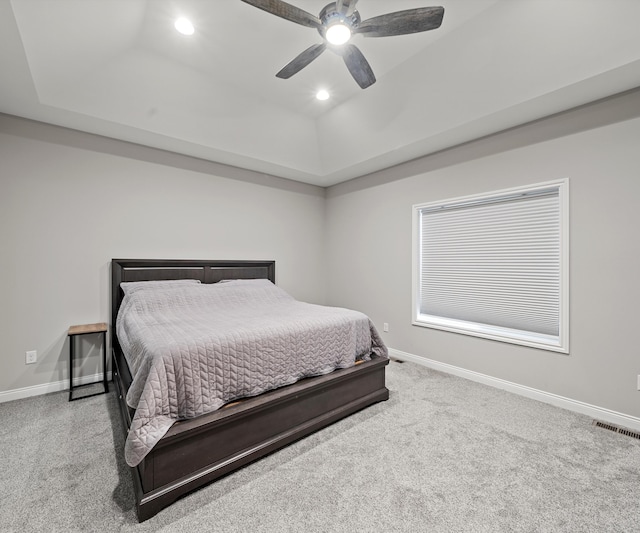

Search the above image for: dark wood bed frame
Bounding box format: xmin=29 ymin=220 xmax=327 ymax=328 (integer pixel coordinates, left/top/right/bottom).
xmin=111 ymin=259 xmax=389 ymax=522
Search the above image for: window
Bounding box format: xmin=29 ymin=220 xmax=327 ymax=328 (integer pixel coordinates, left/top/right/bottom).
xmin=412 ymin=180 xmax=568 ymax=353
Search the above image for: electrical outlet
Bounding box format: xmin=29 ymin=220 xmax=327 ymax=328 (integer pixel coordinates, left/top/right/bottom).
xmin=383 ymin=323 xmax=389 ymax=332
xmin=25 ymin=350 xmax=37 ymax=364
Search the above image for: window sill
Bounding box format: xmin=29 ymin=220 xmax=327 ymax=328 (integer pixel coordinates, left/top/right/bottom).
xmin=412 ymin=315 xmax=568 ymax=354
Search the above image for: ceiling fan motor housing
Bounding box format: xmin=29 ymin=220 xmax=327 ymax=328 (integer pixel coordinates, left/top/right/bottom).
xmin=318 ymin=2 xmax=360 ymax=40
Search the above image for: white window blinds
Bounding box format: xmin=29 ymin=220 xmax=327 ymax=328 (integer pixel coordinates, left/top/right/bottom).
xmin=413 ymin=180 xmax=568 ymax=352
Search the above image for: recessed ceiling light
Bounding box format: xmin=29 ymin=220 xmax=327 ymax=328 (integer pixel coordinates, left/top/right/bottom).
xmin=325 ymin=23 xmax=351 ymax=45
xmin=174 ymin=18 xmax=194 ymax=36
xmin=316 ymin=90 xmax=330 ymax=101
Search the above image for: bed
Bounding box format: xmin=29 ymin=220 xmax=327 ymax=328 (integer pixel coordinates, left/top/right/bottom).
xmin=111 ymin=259 xmax=389 ymax=521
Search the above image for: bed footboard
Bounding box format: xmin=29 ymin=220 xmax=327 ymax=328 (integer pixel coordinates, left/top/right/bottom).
xmin=113 ymin=349 xmax=388 ymax=521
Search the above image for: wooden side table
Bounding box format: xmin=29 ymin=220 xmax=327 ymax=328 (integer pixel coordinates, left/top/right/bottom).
xmin=68 ymin=322 xmax=109 ymax=401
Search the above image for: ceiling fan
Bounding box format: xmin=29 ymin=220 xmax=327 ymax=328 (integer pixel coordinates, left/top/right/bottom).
xmin=240 ymin=0 xmax=445 ymax=89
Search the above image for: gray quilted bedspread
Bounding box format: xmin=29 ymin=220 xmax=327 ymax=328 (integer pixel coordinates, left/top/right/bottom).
xmin=116 ymin=279 xmax=387 ymax=467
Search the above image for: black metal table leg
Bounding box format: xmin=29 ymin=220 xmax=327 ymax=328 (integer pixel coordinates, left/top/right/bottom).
xmin=102 ymin=330 xmax=109 ymax=393
xmin=69 ymin=335 xmax=75 ymax=401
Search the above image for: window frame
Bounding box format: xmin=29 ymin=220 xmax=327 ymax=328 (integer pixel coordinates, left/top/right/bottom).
xmin=412 ymin=179 xmax=569 ymax=353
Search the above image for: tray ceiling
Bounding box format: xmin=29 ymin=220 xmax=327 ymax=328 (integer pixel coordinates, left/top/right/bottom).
xmin=1 ymin=0 xmax=639 ymax=186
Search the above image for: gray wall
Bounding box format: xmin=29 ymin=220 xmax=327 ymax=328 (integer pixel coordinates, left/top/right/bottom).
xmin=2 ymin=94 xmax=640 ymax=422
xmin=0 ymin=115 xmax=326 ymax=394
xmin=325 ymin=108 xmax=640 ymax=418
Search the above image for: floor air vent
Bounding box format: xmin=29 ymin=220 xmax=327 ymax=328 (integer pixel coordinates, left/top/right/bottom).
xmin=592 ymin=420 xmax=640 ymax=440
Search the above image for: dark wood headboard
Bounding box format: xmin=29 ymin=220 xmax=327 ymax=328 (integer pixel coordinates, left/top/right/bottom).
xmin=111 ymin=259 xmax=275 ymax=351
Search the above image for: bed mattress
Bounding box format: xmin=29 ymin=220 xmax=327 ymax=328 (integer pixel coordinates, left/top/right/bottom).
xmin=116 ymin=278 xmax=387 ymax=466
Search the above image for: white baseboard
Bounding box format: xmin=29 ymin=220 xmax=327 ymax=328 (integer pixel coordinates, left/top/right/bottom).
xmin=389 ymin=348 xmax=640 ymax=432
xmin=0 ymin=372 xmax=112 ymax=404
xmin=5 ymin=351 xmax=640 ymax=433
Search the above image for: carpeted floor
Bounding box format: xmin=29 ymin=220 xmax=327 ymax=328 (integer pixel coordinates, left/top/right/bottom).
xmin=1 ymin=361 xmax=639 ymax=532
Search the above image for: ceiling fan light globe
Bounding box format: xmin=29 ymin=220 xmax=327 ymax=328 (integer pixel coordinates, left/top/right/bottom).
xmin=326 ymin=23 xmax=351 ymax=45
xmin=174 ymin=18 xmax=194 ymax=35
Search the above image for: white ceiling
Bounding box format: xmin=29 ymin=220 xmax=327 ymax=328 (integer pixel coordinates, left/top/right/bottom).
xmin=1 ymin=0 xmax=639 ymax=186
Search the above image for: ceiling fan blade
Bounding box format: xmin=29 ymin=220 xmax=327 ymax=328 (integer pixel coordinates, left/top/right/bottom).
xmin=336 ymin=0 xmax=358 ymax=16
xmin=340 ymin=44 xmax=376 ymax=89
xmin=276 ymin=43 xmax=327 ymax=79
xmin=354 ymin=6 xmax=444 ymax=37
xmin=241 ymin=0 xmax=321 ymax=29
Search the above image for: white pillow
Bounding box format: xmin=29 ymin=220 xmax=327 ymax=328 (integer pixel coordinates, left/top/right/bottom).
xmin=120 ymin=279 xmax=201 ymax=295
